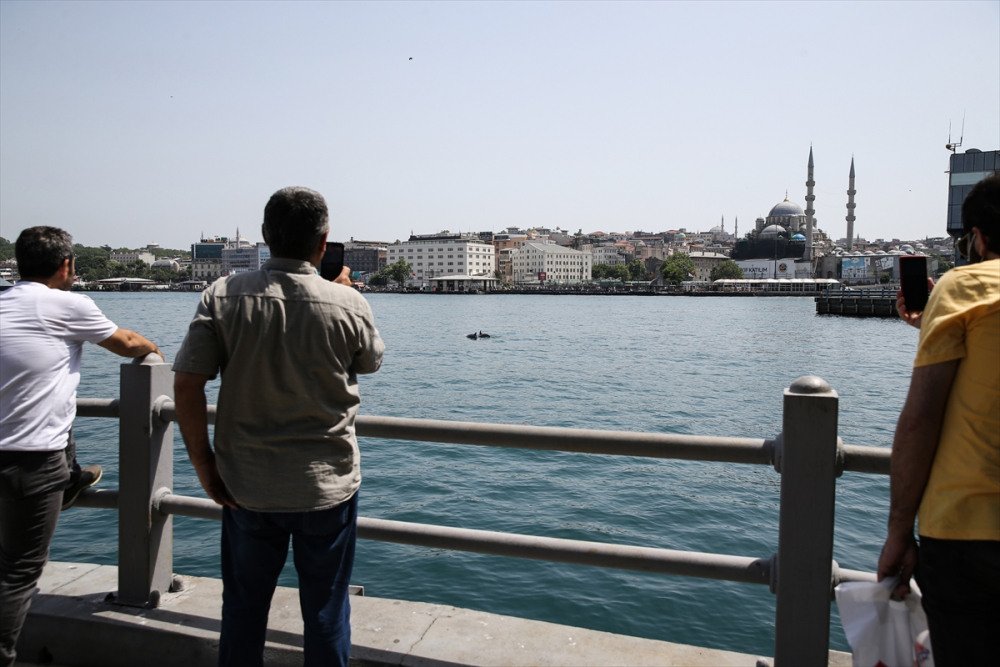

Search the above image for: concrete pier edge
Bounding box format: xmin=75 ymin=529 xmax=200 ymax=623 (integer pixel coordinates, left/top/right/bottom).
xmin=17 ymin=562 xmax=851 ymax=667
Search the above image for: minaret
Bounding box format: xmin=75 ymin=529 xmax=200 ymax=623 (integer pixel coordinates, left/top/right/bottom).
xmin=804 ymin=146 xmax=816 ymax=261
xmin=735 ymin=216 xmax=738 ymax=239
xmin=845 ymin=157 xmax=856 ymax=252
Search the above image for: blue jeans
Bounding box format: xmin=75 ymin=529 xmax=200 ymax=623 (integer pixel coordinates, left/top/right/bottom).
xmin=219 ymin=492 xmax=358 ymax=667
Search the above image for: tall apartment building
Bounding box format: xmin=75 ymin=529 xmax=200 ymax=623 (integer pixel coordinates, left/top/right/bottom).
xmin=513 ymin=242 xmax=592 ymax=285
xmin=388 ymin=232 xmax=496 ymax=291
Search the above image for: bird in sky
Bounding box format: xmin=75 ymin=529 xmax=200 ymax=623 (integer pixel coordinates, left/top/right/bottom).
xmin=409 ymin=57 xmax=413 ymax=60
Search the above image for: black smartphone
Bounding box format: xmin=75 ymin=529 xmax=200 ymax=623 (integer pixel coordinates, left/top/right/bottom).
xmin=320 ymin=242 xmax=345 ymax=281
xmin=900 ymin=255 xmax=928 ymax=312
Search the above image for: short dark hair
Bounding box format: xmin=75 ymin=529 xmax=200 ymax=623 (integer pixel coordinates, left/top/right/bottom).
xmin=263 ymin=187 xmax=329 ymax=260
xmin=962 ymin=174 xmax=1000 ymax=255
xmin=15 ymin=226 xmax=74 ymax=279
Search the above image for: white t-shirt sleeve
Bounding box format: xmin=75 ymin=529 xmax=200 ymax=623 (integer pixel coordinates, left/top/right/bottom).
xmin=65 ymin=295 xmax=119 ymax=343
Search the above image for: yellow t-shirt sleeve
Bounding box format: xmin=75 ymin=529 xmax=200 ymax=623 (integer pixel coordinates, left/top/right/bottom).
xmin=915 ymin=270 xmax=984 ymax=368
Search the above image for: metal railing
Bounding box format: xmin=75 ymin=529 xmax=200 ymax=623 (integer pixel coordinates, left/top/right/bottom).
xmin=73 ymin=355 xmax=891 ymax=666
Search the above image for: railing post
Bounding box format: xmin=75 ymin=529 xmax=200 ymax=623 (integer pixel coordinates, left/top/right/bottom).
xmin=773 ymin=376 xmax=839 ymax=667
xmin=117 ymin=353 xmax=174 ymax=607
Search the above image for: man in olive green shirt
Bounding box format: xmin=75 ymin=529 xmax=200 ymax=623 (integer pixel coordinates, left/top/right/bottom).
xmin=174 ymin=187 xmax=383 ymax=667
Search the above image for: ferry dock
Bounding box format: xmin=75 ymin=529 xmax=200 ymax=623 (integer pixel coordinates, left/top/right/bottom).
xmin=814 ymin=289 xmax=898 ymax=317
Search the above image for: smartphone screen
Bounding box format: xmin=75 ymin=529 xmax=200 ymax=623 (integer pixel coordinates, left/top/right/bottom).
xmin=320 ymin=242 xmax=345 ymax=281
xmin=900 ymin=255 xmax=928 ymax=312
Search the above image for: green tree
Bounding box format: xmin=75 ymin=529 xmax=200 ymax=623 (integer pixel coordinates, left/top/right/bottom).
xmin=660 ymin=253 xmax=696 ymax=285
xmin=72 ymin=244 xmax=111 ymax=277
xmin=0 ymin=237 xmax=14 ymax=261
xmin=709 ymin=259 xmax=744 ymax=282
xmin=929 ymin=253 xmax=952 ymax=275
xmin=626 ymin=259 xmax=649 ymax=281
xmin=385 ymin=259 xmax=412 ymax=286
xmin=609 ymin=264 xmax=630 ymax=282
xmin=368 ymin=272 xmax=389 ymax=286
xmin=591 ymin=264 xmax=609 ymax=280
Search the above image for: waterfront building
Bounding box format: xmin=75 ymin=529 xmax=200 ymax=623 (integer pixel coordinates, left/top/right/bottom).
xmin=633 ymin=239 xmax=669 ymax=263
xmin=492 ymin=231 xmax=529 ymax=273
xmin=221 ymin=242 xmax=270 ymax=275
xmin=110 ymin=250 xmax=155 ymax=266
xmin=592 ymin=245 xmax=624 ymax=266
xmin=946 ymin=147 xmax=999 ymax=264
xmin=497 ymin=248 xmax=516 ymax=282
xmin=191 ymin=238 xmax=226 ymax=281
xmin=688 ymin=250 xmax=729 ymax=282
xmin=513 ymin=241 xmax=592 ymax=285
xmin=344 ymin=239 xmax=388 ymax=275
xmin=736 ymin=258 xmax=813 ymax=280
xmin=391 ymin=232 xmax=496 ymax=290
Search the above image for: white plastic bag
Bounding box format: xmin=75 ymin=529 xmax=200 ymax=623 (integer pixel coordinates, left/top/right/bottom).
xmin=834 ymin=577 xmax=934 ymax=667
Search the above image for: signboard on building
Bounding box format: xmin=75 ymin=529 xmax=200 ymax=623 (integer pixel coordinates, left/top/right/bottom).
xmin=841 ymin=257 xmax=869 ymax=280
xmin=538 ymin=272 xmax=547 ymax=281
xmin=736 ymin=261 xmax=773 ymax=279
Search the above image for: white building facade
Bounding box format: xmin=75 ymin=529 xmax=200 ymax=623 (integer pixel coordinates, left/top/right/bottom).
xmin=592 ymin=245 xmax=625 ymax=266
xmin=513 ymin=242 xmax=592 ymax=285
xmin=222 ymin=242 xmax=271 ymax=275
xmin=110 ymin=251 xmax=155 ymax=266
xmin=389 ymin=233 xmax=497 ymax=291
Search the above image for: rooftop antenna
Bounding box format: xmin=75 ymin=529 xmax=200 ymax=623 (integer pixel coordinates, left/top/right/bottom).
xmin=946 ymin=112 xmax=965 ymax=153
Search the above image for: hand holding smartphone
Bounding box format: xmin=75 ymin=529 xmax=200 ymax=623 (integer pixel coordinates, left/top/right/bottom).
xmin=899 ymin=255 xmax=929 ymax=312
xmin=321 ymin=242 xmax=345 ymax=281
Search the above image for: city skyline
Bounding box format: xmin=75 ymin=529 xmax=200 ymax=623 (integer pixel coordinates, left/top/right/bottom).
xmin=1 ymin=1 xmax=998 ymax=250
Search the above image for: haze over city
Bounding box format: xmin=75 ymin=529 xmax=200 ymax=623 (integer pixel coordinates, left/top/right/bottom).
xmin=1 ymin=1 xmax=998 ymax=250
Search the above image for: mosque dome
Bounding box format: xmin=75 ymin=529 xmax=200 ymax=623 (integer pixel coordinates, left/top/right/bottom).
xmin=709 ymin=225 xmax=724 ymax=234
xmin=760 ymin=225 xmax=786 ymax=236
xmin=768 ymin=198 xmax=805 ymax=218
xmin=676 ymin=232 xmax=687 ymax=240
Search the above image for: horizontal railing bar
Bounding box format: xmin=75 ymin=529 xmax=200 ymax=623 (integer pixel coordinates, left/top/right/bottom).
xmin=157 ymin=492 xmax=224 ymax=521
xmin=80 ymin=399 xmax=892 ymax=474
xmin=76 ymin=398 xmax=120 ymax=418
xmin=148 ymin=493 xmax=769 ymax=584
xmin=358 ymin=517 xmax=773 ymax=584
xmin=841 ymin=444 xmax=891 ymax=475
xmin=74 ymin=488 xmax=119 ymax=509
xmin=356 ymin=416 xmax=774 ymax=464
xmin=77 ymin=489 xmax=879 ymax=590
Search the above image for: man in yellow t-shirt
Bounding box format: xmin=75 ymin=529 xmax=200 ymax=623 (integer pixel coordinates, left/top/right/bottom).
xmin=878 ymin=174 xmax=1000 ymax=665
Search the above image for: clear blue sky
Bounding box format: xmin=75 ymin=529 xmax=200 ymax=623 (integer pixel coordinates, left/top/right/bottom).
xmin=1 ymin=1 xmax=998 ymax=250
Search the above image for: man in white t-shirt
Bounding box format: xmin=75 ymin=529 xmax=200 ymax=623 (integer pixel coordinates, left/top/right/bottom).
xmin=0 ymin=226 xmax=162 ymax=667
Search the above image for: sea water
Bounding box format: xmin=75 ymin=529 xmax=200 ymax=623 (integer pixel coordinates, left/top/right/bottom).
xmin=53 ymin=292 xmax=918 ymax=655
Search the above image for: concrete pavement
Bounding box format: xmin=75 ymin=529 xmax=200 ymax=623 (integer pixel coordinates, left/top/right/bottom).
xmin=16 ymin=562 xmax=851 ymax=666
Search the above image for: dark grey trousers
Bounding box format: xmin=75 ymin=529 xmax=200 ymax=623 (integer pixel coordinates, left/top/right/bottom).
xmin=0 ymin=437 xmax=75 ymax=667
